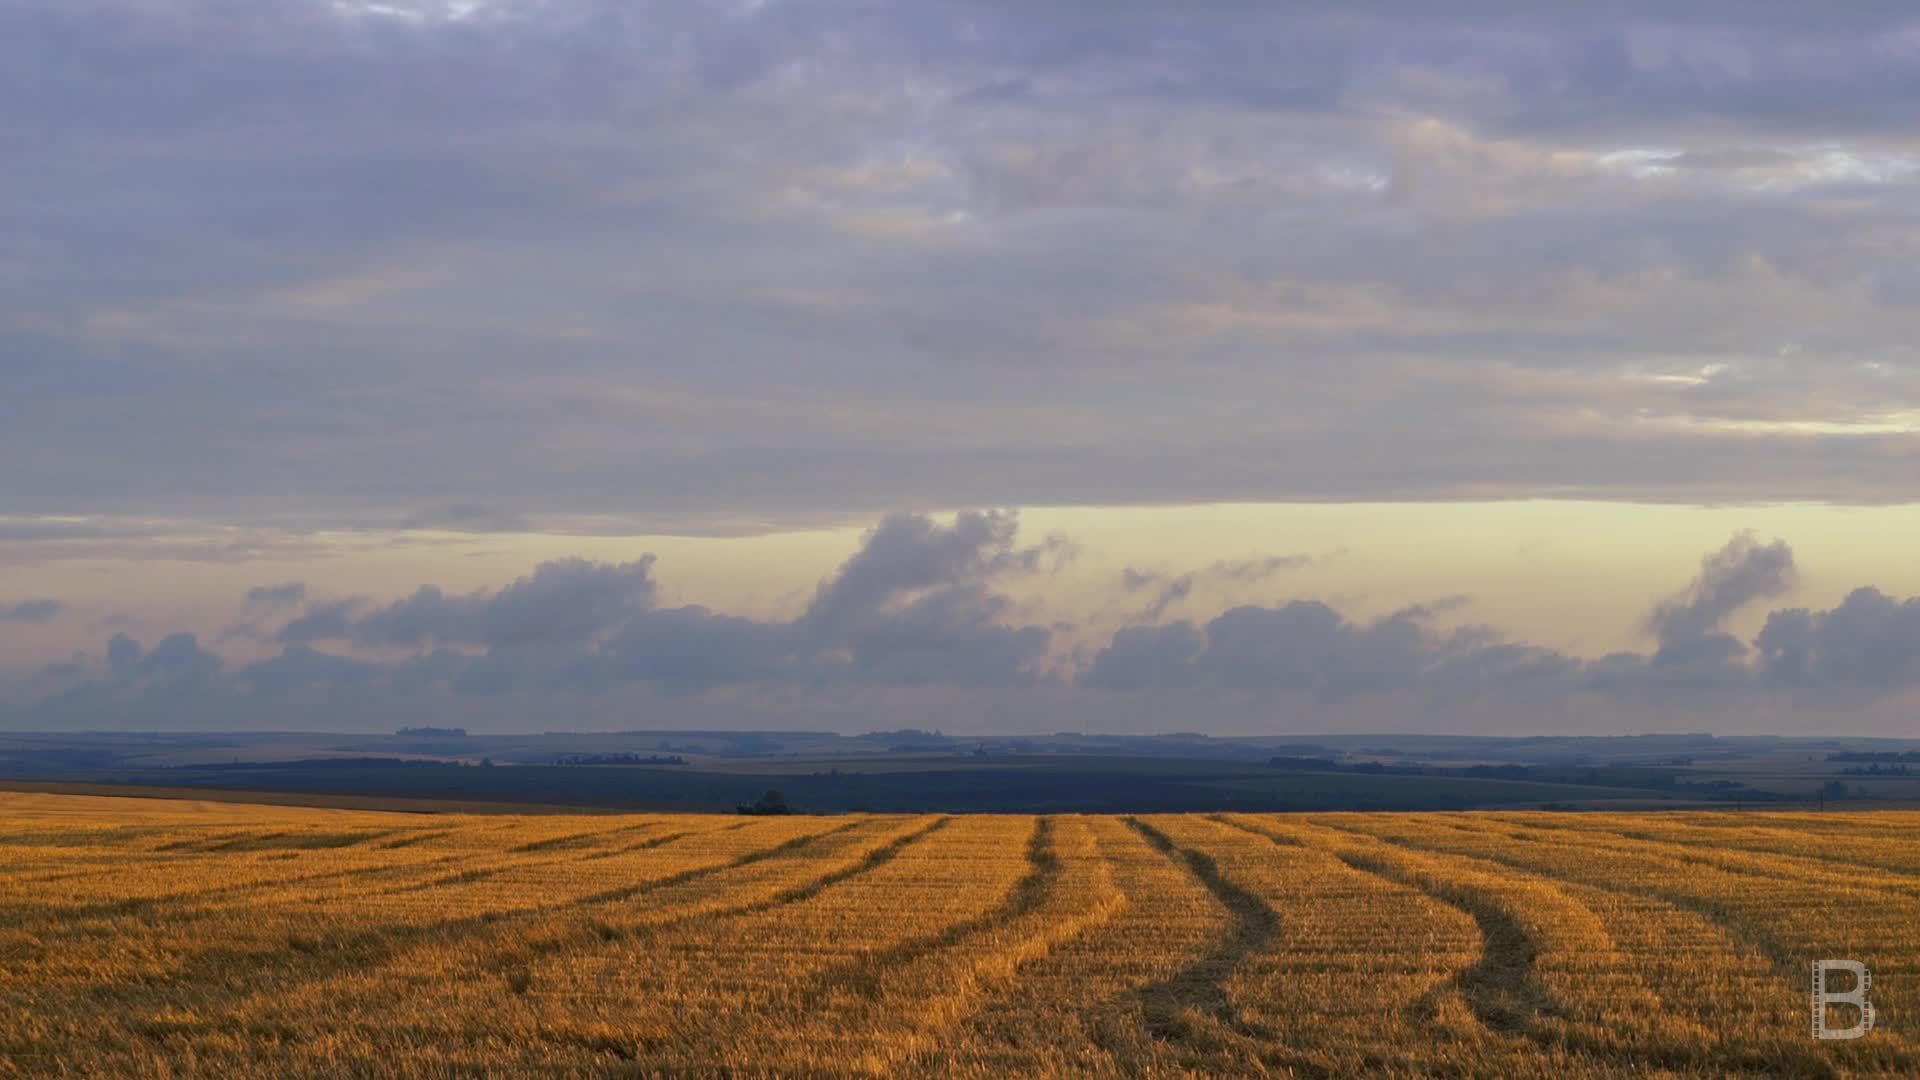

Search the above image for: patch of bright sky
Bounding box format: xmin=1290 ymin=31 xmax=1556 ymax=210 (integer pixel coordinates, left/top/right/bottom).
xmin=332 ymin=0 xmax=488 ymax=22
xmin=1594 ymin=143 xmax=1920 ymax=190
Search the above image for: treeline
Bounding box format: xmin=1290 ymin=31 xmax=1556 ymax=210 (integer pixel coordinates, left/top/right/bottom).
xmin=552 ymin=753 xmax=689 ymax=766
xmin=1265 ymin=755 xmax=1781 ymax=800
xmin=1270 ymin=758 xmax=1546 ymax=780
xmin=187 ymin=757 xmax=440 ymax=771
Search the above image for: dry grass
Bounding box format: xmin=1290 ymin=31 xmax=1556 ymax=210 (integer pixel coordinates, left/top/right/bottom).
xmin=2 ymin=793 xmax=1917 ymax=1076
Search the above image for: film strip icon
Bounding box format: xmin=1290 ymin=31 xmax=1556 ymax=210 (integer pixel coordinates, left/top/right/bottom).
xmin=1811 ymin=960 xmax=1875 ymax=1040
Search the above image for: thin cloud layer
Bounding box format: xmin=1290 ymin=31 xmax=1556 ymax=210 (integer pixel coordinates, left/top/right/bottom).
xmin=7 ymin=4 xmax=1920 ymax=529
xmin=1122 ymin=555 xmax=1315 ymax=620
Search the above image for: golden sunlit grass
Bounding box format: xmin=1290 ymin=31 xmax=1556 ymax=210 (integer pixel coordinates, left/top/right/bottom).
xmin=1 ymin=792 xmax=1916 ymax=1076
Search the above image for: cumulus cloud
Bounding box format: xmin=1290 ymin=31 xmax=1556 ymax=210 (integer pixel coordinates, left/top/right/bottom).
xmin=10 ymin=514 xmax=1920 ymax=735
xmin=90 ymin=632 xmax=220 ymax=682
xmin=791 ymin=510 xmax=1067 ymax=686
xmin=1647 ymin=532 xmax=1797 ymax=647
xmin=275 ymin=600 xmax=363 ymax=647
xmin=1621 ymin=531 xmax=1797 ymax=687
xmin=803 ymin=511 xmax=1067 ymax=634
xmin=234 ymin=643 xmax=385 ymax=697
xmin=1082 ymin=599 xmax=1513 ymax=699
xmin=50 ymin=511 xmax=1060 ymax=714
xmin=1757 ymin=587 xmax=1920 ymax=694
xmin=1085 ymin=531 xmax=1858 ymax=711
xmin=1082 ymin=622 xmax=1206 ymax=692
xmin=336 ymin=556 xmax=659 ymax=650
xmin=602 ymin=607 xmax=800 ymax=693
xmin=15 ymin=518 xmax=1835 ymax=726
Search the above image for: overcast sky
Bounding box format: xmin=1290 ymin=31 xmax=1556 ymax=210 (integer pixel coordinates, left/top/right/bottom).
xmin=8 ymin=2 xmax=1920 ymax=734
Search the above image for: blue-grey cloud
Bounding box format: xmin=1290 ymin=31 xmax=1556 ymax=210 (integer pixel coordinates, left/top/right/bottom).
xmin=401 ymin=503 xmax=530 ymax=533
xmin=215 ymin=511 xmax=1056 ymax=701
xmin=275 ymin=600 xmax=363 ymax=647
xmin=1 ymin=598 xmax=63 ymax=623
xmin=344 ymin=556 xmax=659 ymax=650
xmin=1082 ymin=599 xmax=1507 ymax=698
xmin=242 ymin=582 xmax=307 ymax=618
xmin=602 ymin=606 xmax=801 ymax=693
xmin=222 ymin=581 xmax=310 ymax=641
xmin=1647 ymin=532 xmax=1796 ymax=648
xmin=1083 ymin=622 xmax=1206 ymax=691
xmin=1757 ymin=587 xmax=1920 ymax=695
xmin=1084 ymin=531 xmax=1831 ymax=706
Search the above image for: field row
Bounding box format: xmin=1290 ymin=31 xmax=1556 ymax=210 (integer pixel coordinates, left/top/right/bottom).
xmin=0 ymin=793 xmax=1916 ymax=1076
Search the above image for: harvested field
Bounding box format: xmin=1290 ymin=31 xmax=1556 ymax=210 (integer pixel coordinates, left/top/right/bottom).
xmin=0 ymin=793 xmax=1911 ymax=1076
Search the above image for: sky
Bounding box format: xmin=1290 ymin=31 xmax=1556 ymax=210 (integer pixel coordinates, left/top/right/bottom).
xmin=7 ymin=1 xmax=1920 ymax=735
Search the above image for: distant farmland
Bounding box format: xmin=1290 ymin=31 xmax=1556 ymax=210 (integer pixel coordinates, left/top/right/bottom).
xmin=0 ymin=792 xmax=1914 ymax=1076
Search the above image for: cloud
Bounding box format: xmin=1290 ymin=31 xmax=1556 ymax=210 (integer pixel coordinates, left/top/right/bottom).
xmin=127 ymin=511 xmax=1059 ymax=708
xmin=1086 ymin=531 xmax=1861 ymax=710
xmin=0 ymin=523 xmax=1755 ymax=726
xmin=1083 ymin=622 xmax=1206 ymax=691
xmin=106 ymin=633 xmax=141 ymax=674
xmin=11 ymin=514 xmax=1920 ymax=735
xmin=1 ymin=598 xmax=63 ymax=623
xmin=795 ymin=510 xmax=1064 ymax=685
xmin=275 ymin=599 xmax=363 ymax=647
xmin=339 ymin=556 xmax=659 ymax=650
xmin=234 ymin=643 xmax=386 ymax=696
xmin=401 ymin=503 xmax=530 ymax=533
xmin=1121 ymin=554 xmax=1314 ymax=619
xmin=242 ymin=582 xmax=307 ymax=618
xmin=1647 ymin=532 xmax=1797 ymax=647
xmin=223 ymin=581 xmax=318 ymax=641
xmin=1084 ymin=600 xmax=1465 ymax=697
xmin=1757 ymin=587 xmax=1920 ymax=694
xmin=54 ymin=631 xmax=227 ymax=700
xmin=803 ymin=510 xmax=1066 ymax=634
xmin=0 ymin=515 xmax=350 ymax=565
xmin=602 ymin=607 xmax=800 ymax=693
xmin=9 ymin=4 xmax=1920 ymax=533
xmin=840 ymin=584 xmax=1052 ymax=688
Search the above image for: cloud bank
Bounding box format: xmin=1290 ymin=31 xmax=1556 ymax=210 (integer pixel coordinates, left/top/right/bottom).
xmin=12 ymin=514 xmax=1920 ymax=734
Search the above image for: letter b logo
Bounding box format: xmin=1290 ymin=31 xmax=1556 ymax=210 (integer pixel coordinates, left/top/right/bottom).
xmin=1811 ymin=960 xmax=1874 ymax=1040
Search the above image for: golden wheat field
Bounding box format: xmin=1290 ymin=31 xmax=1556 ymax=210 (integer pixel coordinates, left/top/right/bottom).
xmin=0 ymin=792 xmax=1915 ymax=1077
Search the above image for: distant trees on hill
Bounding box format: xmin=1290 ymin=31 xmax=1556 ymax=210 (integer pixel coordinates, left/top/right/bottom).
xmin=737 ymin=789 xmax=792 ymax=815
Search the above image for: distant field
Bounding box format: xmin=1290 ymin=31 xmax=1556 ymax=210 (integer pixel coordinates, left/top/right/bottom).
xmin=4 ymin=754 xmax=1747 ymax=813
xmin=0 ymin=793 xmax=1915 ymax=1076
